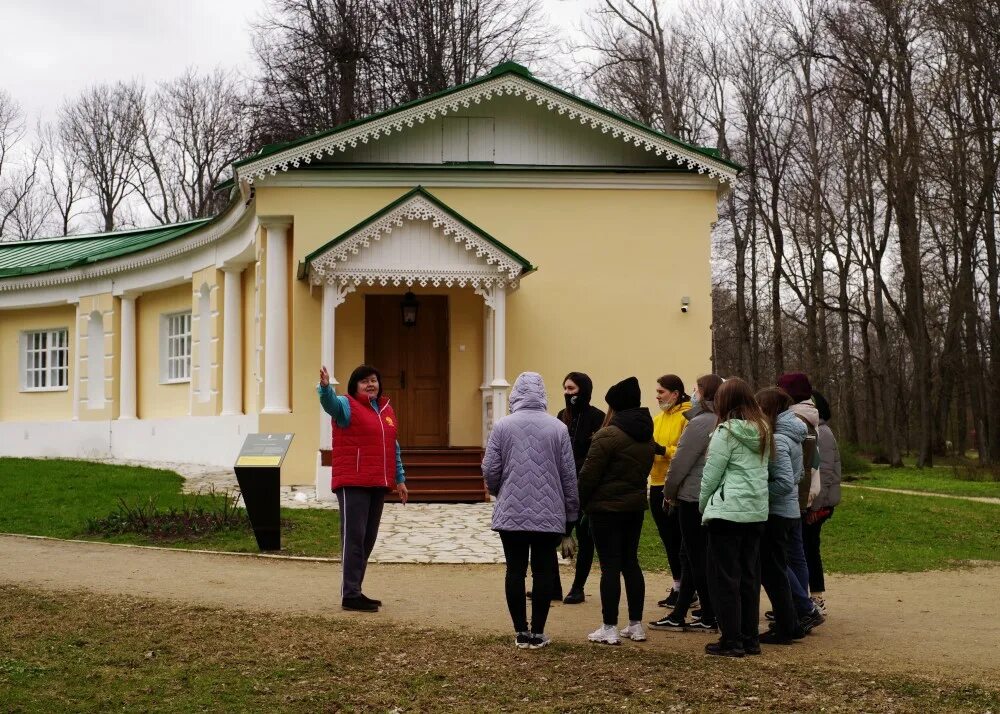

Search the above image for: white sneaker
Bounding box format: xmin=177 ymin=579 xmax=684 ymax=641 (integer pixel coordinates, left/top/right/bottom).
xmin=588 ymin=624 xmax=621 ymax=645
xmin=811 ymin=595 xmax=827 ymax=615
xmin=528 ymin=633 xmax=551 ymax=649
xmin=619 ymin=622 xmax=647 ymax=641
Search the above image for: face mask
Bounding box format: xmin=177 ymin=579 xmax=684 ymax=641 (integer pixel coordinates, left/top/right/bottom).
xmin=659 ymin=399 xmax=675 ymax=412
xmin=691 ymin=393 xmax=700 ymax=409
xmin=565 ymin=394 xmax=579 ymax=410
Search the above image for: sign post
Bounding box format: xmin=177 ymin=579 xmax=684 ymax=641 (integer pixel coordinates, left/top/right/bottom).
xmin=234 ymin=433 xmax=294 ymax=551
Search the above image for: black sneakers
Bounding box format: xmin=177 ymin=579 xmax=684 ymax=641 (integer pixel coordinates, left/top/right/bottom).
xmin=360 ymin=594 xmax=382 ymax=607
xmin=759 ymin=629 xmax=796 ymax=645
xmin=705 ymin=640 xmax=745 ymax=658
xmin=687 ymin=616 xmax=718 ymax=632
xmin=342 ymin=596 xmax=378 ymax=612
xmin=515 ymin=632 xmax=532 ymax=649
xmin=563 ymin=589 xmax=585 ymax=605
xmin=742 ymin=637 xmax=762 ymax=655
xmin=649 ymin=614 xmax=686 ymax=630
xmin=799 ymin=609 xmax=825 ymax=633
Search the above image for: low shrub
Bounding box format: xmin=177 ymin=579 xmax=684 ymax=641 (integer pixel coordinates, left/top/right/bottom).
xmin=952 ymin=463 xmax=1000 ymax=483
xmin=840 ymin=442 xmax=871 ymax=475
xmin=85 ymin=487 xmax=251 ymax=541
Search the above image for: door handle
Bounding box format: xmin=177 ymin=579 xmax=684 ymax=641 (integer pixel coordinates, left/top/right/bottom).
xmin=401 ymin=370 xmax=406 ymax=390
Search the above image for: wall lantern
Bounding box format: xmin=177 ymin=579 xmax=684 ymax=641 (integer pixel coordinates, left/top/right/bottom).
xmin=401 ymin=291 xmax=419 ymax=327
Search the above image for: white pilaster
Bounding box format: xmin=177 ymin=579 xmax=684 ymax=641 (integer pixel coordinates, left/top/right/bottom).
xmin=119 ymin=295 xmax=137 ymax=420
xmin=480 ymin=301 xmax=495 ymax=446
xmin=262 ymin=221 xmax=291 ymax=414
xmin=478 ymin=284 xmax=510 ymax=420
xmin=316 ymin=282 xmax=353 ymax=501
xmin=221 ymin=267 xmax=243 ymax=416
xmin=71 ymin=301 xmax=81 ymax=421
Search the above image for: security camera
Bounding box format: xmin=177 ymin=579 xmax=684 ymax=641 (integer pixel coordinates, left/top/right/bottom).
xmin=681 ymin=296 xmax=690 ymax=313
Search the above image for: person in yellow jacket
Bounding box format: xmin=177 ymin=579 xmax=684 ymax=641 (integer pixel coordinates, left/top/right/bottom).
xmin=650 ymin=374 xmax=692 ymax=608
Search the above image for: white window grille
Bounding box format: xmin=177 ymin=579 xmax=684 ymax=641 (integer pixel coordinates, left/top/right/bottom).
xmin=22 ymin=329 xmax=69 ymax=391
xmin=163 ymin=312 xmax=192 ymax=382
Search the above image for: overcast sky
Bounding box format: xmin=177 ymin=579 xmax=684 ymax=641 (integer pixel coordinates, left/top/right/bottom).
xmin=1 ymin=0 xmax=592 ymax=130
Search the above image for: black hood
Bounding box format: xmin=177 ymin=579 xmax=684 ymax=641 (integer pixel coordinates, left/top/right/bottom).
xmin=611 ymin=407 xmax=654 ymax=442
xmin=565 ymin=371 xmax=594 ymax=408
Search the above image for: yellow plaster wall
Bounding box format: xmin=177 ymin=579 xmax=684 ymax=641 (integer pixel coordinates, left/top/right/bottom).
xmin=136 ymin=283 xmax=193 ymax=419
xmin=254 ymin=184 xmax=716 ymax=485
xmin=77 ymin=292 xmax=120 ymax=421
xmin=190 ymin=267 xmax=222 ymax=417
xmin=0 ymin=305 xmax=76 ymax=422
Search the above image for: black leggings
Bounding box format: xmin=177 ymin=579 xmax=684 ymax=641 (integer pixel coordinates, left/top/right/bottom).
xmin=649 ymin=485 xmax=683 ymax=582
xmin=499 ymin=530 xmax=562 ymax=633
xmin=569 ymin=514 xmax=596 ymax=593
xmin=590 ymin=511 xmax=645 ymax=626
xmin=760 ymin=515 xmax=800 ymax=638
xmin=802 ymin=508 xmax=834 ymax=593
xmin=671 ymin=499 xmax=714 ymax=621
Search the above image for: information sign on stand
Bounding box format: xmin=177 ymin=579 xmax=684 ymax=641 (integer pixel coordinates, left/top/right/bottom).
xmin=234 ymin=433 xmax=294 ymax=551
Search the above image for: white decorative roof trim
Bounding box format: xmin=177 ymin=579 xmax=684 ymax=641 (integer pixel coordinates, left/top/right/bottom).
xmin=0 ymin=202 xmax=250 ymax=292
xmin=239 ymin=75 xmax=736 ymax=185
xmin=308 ymin=194 xmax=523 ymax=289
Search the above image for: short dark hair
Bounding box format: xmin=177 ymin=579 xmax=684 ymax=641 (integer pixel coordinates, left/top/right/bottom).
xmin=347 ymin=365 xmax=382 ymax=401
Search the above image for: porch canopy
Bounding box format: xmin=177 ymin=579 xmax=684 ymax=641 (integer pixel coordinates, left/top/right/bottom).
xmin=300 ymin=186 xmax=534 ymax=477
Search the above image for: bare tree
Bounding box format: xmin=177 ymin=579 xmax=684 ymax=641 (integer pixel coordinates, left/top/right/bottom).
xmin=0 ymin=90 xmax=40 ymax=240
xmin=38 ymin=121 xmax=87 ymax=236
xmin=60 ymin=82 xmax=143 ymax=232
xmin=379 ymin=0 xmax=551 ymax=101
xmin=252 ymin=0 xmax=382 ymax=141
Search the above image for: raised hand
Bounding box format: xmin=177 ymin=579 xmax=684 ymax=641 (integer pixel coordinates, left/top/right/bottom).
xmin=319 ymin=366 xmax=330 ymax=388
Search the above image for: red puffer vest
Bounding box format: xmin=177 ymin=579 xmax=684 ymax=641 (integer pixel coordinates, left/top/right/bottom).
xmin=331 ymin=394 xmax=398 ymax=490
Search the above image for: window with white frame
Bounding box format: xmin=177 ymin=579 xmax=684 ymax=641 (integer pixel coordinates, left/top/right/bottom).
xmin=162 ymin=311 xmax=192 ymax=383
xmin=21 ymin=329 xmax=69 ymax=391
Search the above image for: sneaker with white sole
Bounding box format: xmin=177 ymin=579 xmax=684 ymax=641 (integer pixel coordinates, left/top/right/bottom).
xmin=811 ymin=595 xmax=827 ymax=615
xmin=619 ymin=622 xmax=647 ymax=641
xmin=588 ymin=624 xmax=621 ymax=645
xmin=515 ymin=632 xmax=531 ymax=649
xmin=649 ymin=614 xmax=686 ymax=630
xmin=528 ymin=633 xmax=551 ymax=649
xmin=687 ymin=616 xmax=718 ymax=632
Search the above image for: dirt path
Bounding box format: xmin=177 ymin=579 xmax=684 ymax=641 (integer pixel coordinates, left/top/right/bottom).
xmin=842 ymin=483 xmax=1000 ymax=505
xmin=2 ymin=534 xmax=998 ymax=685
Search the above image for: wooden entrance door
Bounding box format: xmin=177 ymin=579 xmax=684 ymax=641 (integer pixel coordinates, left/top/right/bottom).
xmin=364 ymin=295 xmax=449 ymax=447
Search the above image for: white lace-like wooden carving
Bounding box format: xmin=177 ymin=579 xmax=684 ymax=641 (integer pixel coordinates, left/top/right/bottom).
xmin=239 ymin=74 xmax=735 ymax=184
xmin=308 ymin=193 xmax=523 ymax=289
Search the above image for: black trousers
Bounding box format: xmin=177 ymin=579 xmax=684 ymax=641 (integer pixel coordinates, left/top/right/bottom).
xmin=336 ymin=486 xmax=386 ymax=599
xmin=499 ymin=530 xmax=562 ymax=633
xmin=566 ymin=514 xmax=595 ymax=593
xmin=649 ymin=486 xmax=683 ymax=582
xmin=706 ymin=519 xmax=763 ymax=646
xmin=760 ymin=515 xmax=800 ymax=638
xmin=590 ymin=511 xmax=645 ymax=626
xmin=803 ymin=508 xmax=834 ymax=593
xmin=671 ymin=499 xmax=714 ymax=621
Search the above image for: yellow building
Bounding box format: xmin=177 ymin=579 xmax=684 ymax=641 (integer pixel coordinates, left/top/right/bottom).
xmin=0 ymin=64 xmax=738 ymax=500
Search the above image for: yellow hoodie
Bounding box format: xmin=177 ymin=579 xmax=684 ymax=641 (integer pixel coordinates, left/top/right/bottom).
xmin=649 ymin=401 xmax=692 ymax=487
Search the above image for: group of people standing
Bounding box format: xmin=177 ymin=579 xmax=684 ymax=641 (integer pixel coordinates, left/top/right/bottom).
xmin=315 ymin=360 xmax=842 ymax=657
xmin=483 ymin=369 xmax=842 ymax=656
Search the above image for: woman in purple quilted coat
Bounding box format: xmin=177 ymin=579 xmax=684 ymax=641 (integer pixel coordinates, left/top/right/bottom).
xmin=482 ymin=372 xmax=580 ymax=650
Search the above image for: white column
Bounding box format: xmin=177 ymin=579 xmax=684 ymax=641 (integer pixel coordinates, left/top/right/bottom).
xmin=119 ymin=295 xmax=137 ymax=420
xmin=262 ymin=221 xmax=291 ymax=414
xmin=71 ymin=302 xmax=81 ymax=421
xmin=316 ymin=281 xmax=352 ymax=501
xmin=489 ymin=285 xmax=510 ymax=418
xmin=221 ymin=267 xmax=243 ymax=416
xmin=480 ymin=302 xmax=495 ymax=446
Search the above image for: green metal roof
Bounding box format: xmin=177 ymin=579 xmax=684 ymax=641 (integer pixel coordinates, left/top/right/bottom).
xmin=301 ymin=186 xmax=534 ymax=277
xmin=236 ymin=62 xmax=743 ymax=175
xmin=0 ymin=219 xmax=212 ymax=279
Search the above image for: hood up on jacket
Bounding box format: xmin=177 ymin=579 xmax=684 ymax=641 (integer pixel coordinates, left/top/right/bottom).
xmin=775 ymin=409 xmax=807 ymax=443
xmin=509 ymin=372 xmax=547 ymax=413
xmin=720 ymin=418 xmax=766 ymax=454
xmin=789 ymin=400 xmax=819 ymax=428
xmin=611 ymin=407 xmax=654 ymax=442
xmin=565 ymin=371 xmax=594 ymax=409
xmin=684 ymin=399 xmax=714 ymax=422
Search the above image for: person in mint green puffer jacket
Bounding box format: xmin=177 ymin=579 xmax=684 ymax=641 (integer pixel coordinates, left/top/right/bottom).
xmin=699 ymin=378 xmax=772 ymax=659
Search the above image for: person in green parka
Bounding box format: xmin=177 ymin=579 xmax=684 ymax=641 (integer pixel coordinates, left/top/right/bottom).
xmin=699 ymin=377 xmax=772 ymax=658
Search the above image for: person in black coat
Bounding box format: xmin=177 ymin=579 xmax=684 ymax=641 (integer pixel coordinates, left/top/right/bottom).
xmin=557 ymin=372 xmax=606 ymax=603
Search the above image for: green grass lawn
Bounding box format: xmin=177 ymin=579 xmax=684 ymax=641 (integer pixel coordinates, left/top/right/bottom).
xmin=0 ymin=458 xmax=339 ymax=557
xmin=848 ymin=465 xmax=1000 ymax=498
xmin=3 ymin=457 xmax=998 ymax=574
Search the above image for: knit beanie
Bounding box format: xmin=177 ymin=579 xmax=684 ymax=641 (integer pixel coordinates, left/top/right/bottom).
xmin=605 ymin=376 xmax=642 ymax=411
xmin=776 ymin=372 xmax=813 ymax=403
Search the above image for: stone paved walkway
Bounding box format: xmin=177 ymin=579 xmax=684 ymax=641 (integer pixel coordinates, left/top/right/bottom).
xmin=101 ymin=459 xmax=506 ymax=564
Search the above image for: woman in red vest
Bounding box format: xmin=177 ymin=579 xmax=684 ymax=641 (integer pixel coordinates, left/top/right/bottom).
xmin=319 ymin=364 xmax=408 ymax=612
